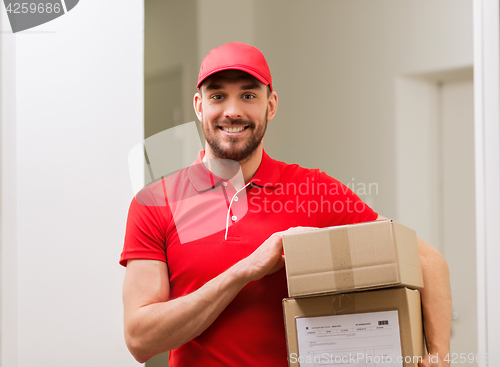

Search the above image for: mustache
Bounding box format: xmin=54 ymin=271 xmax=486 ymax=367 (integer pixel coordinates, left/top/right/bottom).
xmin=214 ymin=118 xmax=255 ymax=129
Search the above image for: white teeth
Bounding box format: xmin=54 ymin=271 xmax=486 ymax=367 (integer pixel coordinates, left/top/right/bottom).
xmin=222 ymin=126 xmax=245 ymax=133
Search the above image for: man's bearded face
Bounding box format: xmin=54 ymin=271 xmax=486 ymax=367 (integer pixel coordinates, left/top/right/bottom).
xmin=201 ymin=109 xmax=268 ymax=162
xmin=199 ymin=71 xmax=270 ymax=162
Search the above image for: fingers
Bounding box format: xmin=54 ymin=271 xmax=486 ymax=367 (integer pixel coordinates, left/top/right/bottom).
xmin=242 ymin=231 xmax=285 ymax=281
xmin=245 ymin=227 xmax=319 ymax=281
xmin=284 ymin=226 xmax=319 ymax=234
xmin=287 ymin=226 xmax=318 ymax=231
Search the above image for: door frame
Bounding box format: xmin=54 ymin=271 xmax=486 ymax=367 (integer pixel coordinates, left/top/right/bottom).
xmin=473 ymin=0 xmax=500 ymax=365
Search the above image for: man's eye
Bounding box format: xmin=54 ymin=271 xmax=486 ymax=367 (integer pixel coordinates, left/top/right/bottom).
xmin=211 ymin=94 xmax=223 ymax=100
xmin=242 ymin=94 xmax=255 ymax=99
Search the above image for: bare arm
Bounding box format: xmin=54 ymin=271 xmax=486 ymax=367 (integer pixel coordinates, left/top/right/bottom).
xmin=376 ymin=215 xmax=451 ymax=366
xmin=123 ymin=259 xmax=249 ymax=363
xmin=122 ymin=228 xmax=311 ymax=363
xmin=418 ymin=236 xmax=452 ymax=364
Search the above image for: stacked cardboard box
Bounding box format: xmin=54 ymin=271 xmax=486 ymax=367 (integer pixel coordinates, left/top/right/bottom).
xmin=282 ymin=220 xmax=425 ymax=367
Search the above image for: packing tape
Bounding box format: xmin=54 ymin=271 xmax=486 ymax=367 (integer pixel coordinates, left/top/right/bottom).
xmin=329 ymin=227 xmax=355 ymax=291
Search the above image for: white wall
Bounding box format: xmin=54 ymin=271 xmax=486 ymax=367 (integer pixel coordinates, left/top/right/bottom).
xmin=0 ymin=1 xmax=144 ymax=366
xmin=0 ymin=7 xmax=18 ymax=367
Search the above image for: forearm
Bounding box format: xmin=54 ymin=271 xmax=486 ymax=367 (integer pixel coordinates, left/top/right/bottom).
xmin=418 ymin=237 xmax=452 ymax=356
xmin=123 ymin=229 xmax=292 ymax=363
xmin=125 ymin=262 xmax=251 ymax=363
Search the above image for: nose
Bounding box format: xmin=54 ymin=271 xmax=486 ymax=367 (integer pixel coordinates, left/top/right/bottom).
xmin=223 ymin=97 xmax=243 ymax=120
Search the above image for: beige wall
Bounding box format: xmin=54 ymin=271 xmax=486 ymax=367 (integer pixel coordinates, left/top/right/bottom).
xmin=145 ymin=1 xmax=474 ymax=365
xmin=249 ymin=2 xmax=474 ymax=358
xmin=148 ymin=1 xmax=472 ymax=219
xmin=441 ymin=78 xmax=476 ymax=358
xmin=253 ymin=0 xmax=472 ymax=218
xmin=145 ymin=0 xmax=198 ymax=135
xmin=197 ymin=0 xmax=254 ymax=65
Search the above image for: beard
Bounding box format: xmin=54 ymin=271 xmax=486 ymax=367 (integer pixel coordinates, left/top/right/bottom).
xmin=202 ymin=108 xmax=268 ymax=162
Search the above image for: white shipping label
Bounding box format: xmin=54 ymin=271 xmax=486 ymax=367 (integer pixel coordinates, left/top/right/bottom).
xmin=295 ymin=310 xmax=402 ymax=367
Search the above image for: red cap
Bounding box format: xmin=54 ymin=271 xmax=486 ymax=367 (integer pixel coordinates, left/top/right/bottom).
xmin=197 ymin=42 xmax=273 ymax=91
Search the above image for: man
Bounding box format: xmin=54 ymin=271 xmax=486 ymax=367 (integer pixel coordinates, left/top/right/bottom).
xmin=121 ymin=42 xmax=451 ymax=367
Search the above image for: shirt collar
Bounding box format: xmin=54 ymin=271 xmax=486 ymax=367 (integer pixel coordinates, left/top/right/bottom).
xmin=248 ymin=150 xmax=280 ymax=188
xmin=188 ymin=149 xmax=281 ymax=192
xmin=187 ymin=151 xmax=225 ymax=192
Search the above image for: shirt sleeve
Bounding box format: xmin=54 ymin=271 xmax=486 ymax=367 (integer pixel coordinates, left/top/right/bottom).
xmin=119 ymin=191 xmax=171 ymax=267
xmin=316 ymin=170 xmax=378 ymax=228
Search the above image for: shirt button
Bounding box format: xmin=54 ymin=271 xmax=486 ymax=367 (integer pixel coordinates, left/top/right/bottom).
xmin=233 ymin=196 xmax=239 ymax=202
xmin=222 ymin=181 xmax=228 ymax=187
xmin=231 ymin=215 xmax=237 ymax=221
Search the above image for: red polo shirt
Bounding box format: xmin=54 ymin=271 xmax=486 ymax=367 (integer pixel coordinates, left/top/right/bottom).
xmin=120 ymin=150 xmax=377 ymax=367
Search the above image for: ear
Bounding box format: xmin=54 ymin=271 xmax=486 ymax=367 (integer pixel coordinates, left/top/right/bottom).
xmin=266 ymin=91 xmax=278 ymax=122
xmin=194 ymin=91 xmax=203 ymax=122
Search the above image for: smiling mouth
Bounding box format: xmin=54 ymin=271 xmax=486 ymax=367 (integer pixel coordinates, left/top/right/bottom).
xmin=219 ymin=126 xmax=248 ymax=133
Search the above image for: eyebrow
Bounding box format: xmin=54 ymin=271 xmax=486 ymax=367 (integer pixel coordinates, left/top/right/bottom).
xmin=204 ymin=83 xmax=224 ymax=91
xmin=204 ymin=81 xmax=262 ymax=92
xmin=240 ymin=82 xmax=261 ymax=90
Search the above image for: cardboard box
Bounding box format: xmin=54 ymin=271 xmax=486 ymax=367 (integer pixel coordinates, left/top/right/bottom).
xmin=283 ymin=220 xmax=423 ymax=298
xmin=283 ymin=287 xmax=424 ymax=367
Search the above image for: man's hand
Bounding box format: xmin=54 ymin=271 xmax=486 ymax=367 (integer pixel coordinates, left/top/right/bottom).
xmin=238 ymin=226 xmax=317 ymax=282
xmin=238 ymin=231 xmax=286 ymax=281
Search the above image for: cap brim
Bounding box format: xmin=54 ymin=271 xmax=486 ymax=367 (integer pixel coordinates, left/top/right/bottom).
xmin=197 ymin=66 xmax=271 ymax=91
